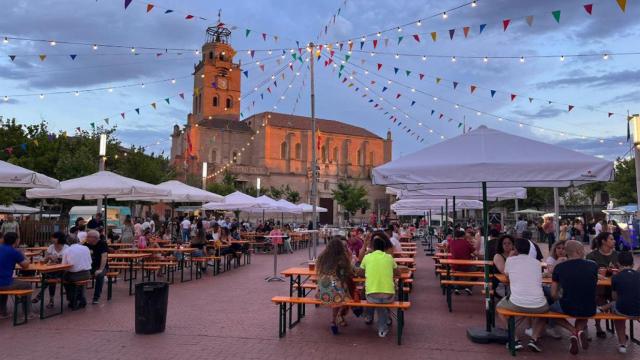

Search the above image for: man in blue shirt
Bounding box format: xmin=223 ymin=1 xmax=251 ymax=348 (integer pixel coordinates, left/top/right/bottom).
xmin=0 ymin=232 xmax=31 ymax=319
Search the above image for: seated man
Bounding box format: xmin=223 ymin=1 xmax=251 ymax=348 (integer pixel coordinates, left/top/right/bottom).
xmin=84 ymin=230 xmax=109 ymax=305
xmin=449 ymin=229 xmax=476 ymax=295
xmin=62 ymin=235 xmax=92 ymax=309
xmin=550 ymin=240 xmax=598 ymax=355
xmin=497 ymin=238 xmax=548 ymax=352
xmin=0 ymin=232 xmax=32 ymax=319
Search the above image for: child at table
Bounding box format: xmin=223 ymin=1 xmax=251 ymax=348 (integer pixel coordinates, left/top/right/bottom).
xmin=135 ymin=229 xmax=149 ymax=249
xmin=598 ymin=251 xmax=640 ymax=354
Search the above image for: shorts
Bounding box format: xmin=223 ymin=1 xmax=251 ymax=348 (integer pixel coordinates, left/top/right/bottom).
xmin=612 ymin=303 xmax=640 ymax=319
xmin=497 ymin=297 xmax=549 ymax=314
xmin=549 ymin=301 xmax=564 ymax=314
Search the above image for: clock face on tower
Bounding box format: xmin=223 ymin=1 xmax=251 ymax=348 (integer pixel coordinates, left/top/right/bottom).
xmin=217 ymin=77 xmax=228 ymax=90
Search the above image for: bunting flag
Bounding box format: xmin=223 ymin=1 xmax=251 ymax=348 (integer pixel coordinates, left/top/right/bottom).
xmin=503 ymin=19 xmax=511 ymax=31
xmin=470 ymin=85 xmax=477 ymax=94
xmin=410 ymin=100 xmax=416 ymax=106
xmin=377 ymin=63 xmax=382 ymax=71
xmin=150 ymin=102 xmax=157 ymax=109
xmin=360 ymin=41 xmax=365 ymax=49
xmin=384 ymin=38 xmax=389 ymax=47
xmin=39 ymin=54 xmax=46 ymax=61
xmin=9 ymin=55 xmax=15 ymax=61
xmin=479 ymin=24 xmax=486 ymax=34
xmin=526 ymin=15 xmax=534 ymax=27
xmin=243 ymin=70 xmax=249 ymax=78
xmin=262 ymin=33 xmax=267 ymax=41
xmin=608 ymin=112 xmax=613 ymax=118
xmin=393 ymin=67 xmax=399 ymax=74
xmin=431 ymin=110 xmax=435 ymax=115
xmin=552 ymin=10 xmax=561 ymax=23
xmin=164 ymin=98 xmax=170 ymax=104
xmin=405 ymin=70 xmax=411 ymax=76
xmin=146 ymin=4 xmax=154 ymax=12
xmin=135 ymin=108 xmax=140 ymax=114
xmin=448 ymin=29 xmax=455 ymax=40
xmin=616 ymin=0 xmax=626 ymax=12
xmin=453 ymin=81 xmax=459 ymax=90
xmin=490 ymin=90 xmax=496 ymax=98
xmin=430 ymin=32 xmax=437 ymax=41
xmin=584 ymin=4 xmax=593 ymax=14
xmin=185 ymin=15 xmax=194 ymax=20
xmin=382 ymin=86 xmax=387 ymax=92
xmin=568 ymin=105 xmax=574 ymax=111
xmin=397 ymin=36 xmax=403 ymax=45
xmin=164 ymin=9 xmax=173 ymax=14
xmin=419 ymin=73 xmax=424 ymax=80
xmin=396 ymin=93 xmax=401 ymax=99
xmin=412 ymin=34 xmax=420 ymax=42
xmin=245 ymin=29 xmax=251 ymax=37
xmin=124 ymin=0 xmax=133 ymax=9
xmin=90 ymin=122 xmax=95 ymax=130
xmin=69 ymin=54 xmax=77 ymax=60
xmin=463 ymin=27 xmax=470 ymax=38
xmin=120 ymin=112 xmax=125 ymax=119
xmin=436 ymin=78 xmax=441 ymax=84
xmin=373 ymin=39 xmax=378 ymax=48
xmin=104 ymin=118 xmax=109 ymax=125
xmin=528 ymin=97 xmax=534 ymax=103
xmin=510 ymin=94 xmax=517 ymax=101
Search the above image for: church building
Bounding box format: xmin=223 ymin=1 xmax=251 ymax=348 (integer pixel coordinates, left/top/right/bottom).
xmin=171 ymin=24 xmax=392 ymax=224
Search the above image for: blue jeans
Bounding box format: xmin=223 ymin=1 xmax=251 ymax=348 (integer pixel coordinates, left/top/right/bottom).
xmin=365 ymin=294 xmax=395 ymax=332
xmin=182 ymin=229 xmax=190 ymax=242
xmin=92 ymin=268 xmax=107 ymax=301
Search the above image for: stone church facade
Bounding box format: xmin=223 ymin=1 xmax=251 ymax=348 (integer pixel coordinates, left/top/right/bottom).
xmin=171 ymin=25 xmax=392 ymax=224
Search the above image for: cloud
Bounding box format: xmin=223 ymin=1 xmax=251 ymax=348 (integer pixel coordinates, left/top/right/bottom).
xmin=601 ymin=90 xmax=640 ymax=106
xmin=555 ymin=135 xmax=628 ymax=160
xmin=512 ymin=106 xmax=564 ymax=119
xmin=0 ymin=98 xmax=20 ymax=105
xmin=536 ymin=70 xmax=640 ymax=89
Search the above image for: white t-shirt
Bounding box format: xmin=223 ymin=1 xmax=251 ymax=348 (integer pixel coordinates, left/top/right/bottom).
xmin=515 ymin=220 xmax=527 ymax=234
xmin=149 ymin=220 xmax=155 ymax=233
xmin=504 ymin=255 xmax=547 ymax=308
xmin=595 ymin=222 xmax=602 ymax=236
xmin=46 ymin=244 xmax=68 ymax=262
xmin=141 ymin=221 xmax=150 ymax=231
xmin=545 ymin=256 xmax=557 ymax=268
xmin=61 ymin=244 xmax=92 ymax=272
xmin=389 ymin=235 xmax=403 ymax=253
xmin=181 ymin=219 xmax=191 ymax=230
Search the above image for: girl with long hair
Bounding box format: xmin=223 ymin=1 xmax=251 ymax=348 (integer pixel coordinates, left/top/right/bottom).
xmin=316 ymin=238 xmax=354 ymax=334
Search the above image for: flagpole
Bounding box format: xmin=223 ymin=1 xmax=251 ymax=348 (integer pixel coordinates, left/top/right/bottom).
xmin=309 ymin=42 xmax=319 ymax=260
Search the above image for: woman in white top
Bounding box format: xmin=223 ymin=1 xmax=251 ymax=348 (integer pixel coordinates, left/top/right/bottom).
xmin=34 ymin=232 xmax=69 ymax=308
xmin=544 ymin=240 xmax=567 ymax=276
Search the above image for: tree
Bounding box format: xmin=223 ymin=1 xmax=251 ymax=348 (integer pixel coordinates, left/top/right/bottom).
xmin=332 ymin=181 xmax=370 ymax=221
xmin=286 ymin=190 xmax=300 ymax=203
xmin=606 ymin=157 xmax=637 ymax=204
xmin=580 ymin=182 xmax=606 ymax=218
xmin=206 ymin=170 xmax=237 ymax=196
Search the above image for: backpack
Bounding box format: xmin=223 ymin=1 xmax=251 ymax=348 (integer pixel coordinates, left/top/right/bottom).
xmin=315 ymin=274 xmax=351 ymax=305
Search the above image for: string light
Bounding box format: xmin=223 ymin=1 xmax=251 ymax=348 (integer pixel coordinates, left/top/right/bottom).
xmin=49 ymin=40 xmax=56 ymax=46
xmin=397 ymin=27 xmax=402 ymax=32
xmin=108 ymin=88 xmax=114 ymax=92
xmin=74 ymin=91 xmax=79 ymax=96
xmin=451 ymin=56 xmax=456 ymax=62
xmin=394 ymin=54 xmax=400 ymax=59
xmin=519 ymin=56 xmax=525 ymax=63
xmin=3 ymin=96 xmax=8 ymax=101
xmin=560 ymin=55 xmax=565 ymax=61
xmin=39 ymin=94 xmax=44 ymax=99
xmin=171 ymin=79 xmax=176 ymax=84
xmin=603 ymin=53 xmax=609 ymax=60
xmin=416 ymin=21 xmax=422 ymax=26
xmin=92 ymin=44 xmax=98 ymax=50
xmin=483 ymin=56 xmax=488 ymax=63
xmin=421 ymin=55 xmax=427 ymax=61
xmin=471 ymin=0 xmax=478 ymax=7
xmin=130 ymin=47 xmax=136 ymax=53
xmin=442 ymin=12 xmax=448 ymax=19
xmin=2 ymin=37 xmax=8 ymax=44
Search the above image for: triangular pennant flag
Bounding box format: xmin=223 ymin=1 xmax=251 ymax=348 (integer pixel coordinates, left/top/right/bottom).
xmin=411 ymin=100 xmax=416 ymax=106
xmin=448 ymin=29 xmax=455 ymax=40
xmin=526 ymin=15 xmax=534 ymax=27
xmin=394 ymin=67 xmax=399 ymax=74
xmin=164 ymin=98 xmax=170 ymax=104
xmin=528 ymin=97 xmax=533 ymax=103
xmin=345 ymin=54 xmax=350 ymax=62
xmin=412 ymin=34 xmax=420 ymax=42
xmin=463 ymin=27 xmax=470 ymax=38
xmin=377 ymin=63 xmax=382 ymax=71
xmin=250 ymin=50 xmax=255 ymax=58
xmin=339 ymin=43 xmax=344 ymax=51
xmin=382 ymin=86 xmax=387 ymax=92
xmin=419 ymin=73 xmax=424 ymax=80
xmin=405 ymin=70 xmax=411 ymax=76
xmin=39 ymin=54 xmax=46 ymax=61
xmin=470 ymin=85 xmax=477 ymax=94
xmin=608 ymin=112 xmax=613 ymax=118
xmin=243 ymin=70 xmax=249 ymax=78
xmin=9 ymin=55 xmax=15 ymax=61
xmin=69 ymin=54 xmax=77 ymax=60
xmin=503 ymin=19 xmax=511 ymax=31
xmin=453 ymin=81 xmax=459 ymax=90
xmin=396 ymin=93 xmax=401 ymax=99
xmin=90 ymin=122 xmax=95 ymax=129
xmin=151 ymin=102 xmax=157 ymax=109
xmin=135 ymin=108 xmax=140 ymax=114
xmin=490 ymin=90 xmax=496 ymax=97
xmin=552 ymin=10 xmax=561 ymax=23
xmin=616 ymin=0 xmax=626 ymax=12
xmin=479 ymin=24 xmax=486 ymax=34
xmin=360 ymin=41 xmax=365 ymax=49
xmin=120 ymin=112 xmax=125 ymax=119
xmin=568 ymin=105 xmax=574 ymax=112
xmin=431 ymin=110 xmax=435 ymax=115
xmin=124 ymin=0 xmax=133 ymax=9
xmin=164 ymin=9 xmax=173 ymax=14
xmin=430 ymin=32 xmax=437 ymax=41
xmin=273 ymin=80 xmax=278 ymax=87
xmin=384 ymin=38 xmax=389 ymax=47
xmin=339 ymin=64 xmax=345 ymax=72
xmin=104 ymin=118 xmax=109 ymax=125
xmin=373 ymin=39 xmax=378 ymax=49
xmin=439 ymin=113 xmax=444 ymax=119
xmin=458 ymin=122 xmax=463 ymax=128
xmin=584 ymin=4 xmax=593 ymax=15
xmin=146 ymin=4 xmax=154 ymax=12
xmin=259 ymin=64 xmax=265 ymax=71
xmin=245 ymin=29 xmax=251 ymax=37
xmin=185 ymin=15 xmax=194 ymax=20
xmin=397 ymin=36 xmax=403 ymax=45
xmin=267 ymin=87 xmax=271 ymax=93
xmin=510 ymin=94 xmax=517 ymax=101
xmin=262 ymin=33 xmax=267 ymax=41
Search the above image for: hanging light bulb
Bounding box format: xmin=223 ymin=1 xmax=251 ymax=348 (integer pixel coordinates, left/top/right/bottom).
xmin=603 ymin=53 xmax=609 ymax=60
xmin=433 ymin=97 xmax=438 ymax=101
xmin=2 ymin=37 xmax=8 ymax=44
xmin=49 ymin=40 xmax=56 ymax=46
xmin=268 ymin=50 xmax=272 ymax=55
xmin=411 ymin=88 xmax=416 ymax=92
xmin=130 ymin=47 xmax=136 ymax=53
xmin=483 ymin=56 xmax=488 ymax=63
xmin=451 ymin=56 xmax=456 ymax=62
xmin=397 ymin=27 xmax=402 ymax=32
xmin=92 ymin=44 xmax=98 ymax=50
xmin=74 ymin=91 xmax=80 ymax=96
xmin=171 ymin=79 xmax=176 ymax=84
xmin=418 ymin=122 xmax=422 ymax=126
xmin=518 ymin=123 xmax=523 ymax=127
xmin=498 ymin=117 xmax=503 ymax=121
xmin=39 ymin=94 xmax=44 ymax=99
xmin=376 ymin=32 xmax=382 ymax=37
xmin=108 ymin=88 xmax=114 ymax=92
xmin=472 ymin=0 xmax=478 ymax=7
xmin=560 ymin=55 xmax=565 ymax=61
xmin=421 ymin=55 xmax=427 ymax=61
xmin=442 ymin=12 xmax=448 ymax=19
xmin=3 ymin=96 xmax=8 ymax=101
xmin=141 ymin=83 xmax=145 ymax=88
xmin=416 ymin=20 xmax=422 ymax=26
xmin=370 ymin=52 xmax=375 ymax=56
xmin=476 ymin=111 xmax=481 ymax=116
xmin=195 ymin=50 xmax=200 ymax=55
xmin=394 ymin=54 xmax=400 ymax=59
xmin=519 ymin=56 xmax=525 ymax=63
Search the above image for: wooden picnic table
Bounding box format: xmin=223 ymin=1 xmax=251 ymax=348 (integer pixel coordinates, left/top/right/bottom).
xmin=107 ymin=243 xmax=132 ymax=248
xmin=24 ymin=246 xmax=48 ymax=253
xmin=393 ymin=251 xmax=416 ymax=258
xmin=439 ymin=259 xmax=494 ymax=266
xmin=494 ymin=273 xmax=611 ymax=287
xmin=18 ymin=263 xmax=72 ymax=319
xmin=394 ymin=257 xmax=416 ymax=267
xmin=108 ymin=253 xmax=152 ymax=295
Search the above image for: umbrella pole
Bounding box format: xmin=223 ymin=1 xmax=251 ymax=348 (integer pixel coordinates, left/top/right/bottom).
xmin=452 ymin=196 xmax=456 ymax=229
xmin=445 ymin=198 xmax=448 ymax=236
xmin=440 ymin=206 xmax=443 ymax=238
xmin=104 ymin=195 xmax=108 ymax=237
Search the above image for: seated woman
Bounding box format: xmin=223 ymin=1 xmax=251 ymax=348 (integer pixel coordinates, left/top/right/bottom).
xmin=587 ymin=231 xmax=619 ymax=338
xmin=219 ymin=227 xmax=242 ymax=258
xmin=544 ymin=240 xmax=567 ymax=276
xmin=316 ymin=238 xmax=354 ymax=335
xmin=493 ymin=235 xmax=514 ymax=274
xmin=33 ymin=232 xmax=69 ymax=308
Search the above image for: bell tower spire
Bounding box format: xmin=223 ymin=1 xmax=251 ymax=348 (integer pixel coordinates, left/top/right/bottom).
xmin=191 ymin=16 xmax=241 ymax=122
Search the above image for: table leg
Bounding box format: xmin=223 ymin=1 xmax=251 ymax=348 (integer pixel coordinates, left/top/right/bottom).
xmin=128 ymin=259 xmax=134 ymax=296
xmin=39 ymin=274 xmax=46 ymax=319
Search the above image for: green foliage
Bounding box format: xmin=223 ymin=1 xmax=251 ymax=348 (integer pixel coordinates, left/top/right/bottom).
xmin=332 ymin=181 xmax=370 ymax=219
xmin=0 ymin=117 xmax=174 ymax=205
xmin=606 ymin=157 xmax=637 ymax=204
xmin=206 ymin=170 xmax=237 ymax=196
xmin=286 ymin=190 xmax=300 ymax=203
xmin=262 ymin=184 xmax=299 ymax=202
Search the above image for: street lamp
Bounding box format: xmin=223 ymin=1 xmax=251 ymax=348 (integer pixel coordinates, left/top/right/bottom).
xmin=97 ymin=133 xmax=107 ymax=215
xmin=99 ymin=134 xmax=107 ymax=158
xmin=256 ymin=177 xmax=261 ymax=197
xmin=202 ymin=162 xmax=208 ymax=190
xmin=628 ymin=114 xmax=640 ymax=208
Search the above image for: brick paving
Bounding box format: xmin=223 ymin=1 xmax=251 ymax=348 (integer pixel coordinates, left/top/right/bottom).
xmin=1 ymin=244 xmax=638 ymax=359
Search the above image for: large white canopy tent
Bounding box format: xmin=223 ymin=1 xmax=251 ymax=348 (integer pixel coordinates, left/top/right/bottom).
xmin=391 ymin=198 xmax=483 ymax=211
xmin=297 ymin=202 xmax=328 ymax=213
xmin=395 ymin=187 xmax=527 ymax=201
xmin=117 ymin=180 xmax=223 ymax=203
xmin=372 ymin=125 xmax=614 ymax=342
xmin=0 ymin=160 xmax=59 ymax=189
xmin=202 ymin=191 xmax=257 ymax=211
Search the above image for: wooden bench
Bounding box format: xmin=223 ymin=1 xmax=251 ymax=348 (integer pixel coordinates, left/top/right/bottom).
xmin=271 ymin=296 xmax=411 ymax=345
xmin=496 ymin=307 xmax=639 ymax=356
xmin=0 ymin=289 xmax=33 ymax=326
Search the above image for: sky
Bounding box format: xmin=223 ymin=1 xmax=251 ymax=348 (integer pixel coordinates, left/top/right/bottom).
xmin=0 ymin=0 xmax=638 ymax=160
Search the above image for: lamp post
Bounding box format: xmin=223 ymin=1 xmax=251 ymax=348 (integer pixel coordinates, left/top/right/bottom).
xmin=629 ymin=115 xmax=640 ymax=208
xmin=309 ymin=42 xmax=319 ymax=259
xmin=97 ymin=134 xmax=107 ymax=214
xmin=202 ymin=162 xmax=208 ymax=190
xmin=256 ymin=177 xmax=261 ymax=197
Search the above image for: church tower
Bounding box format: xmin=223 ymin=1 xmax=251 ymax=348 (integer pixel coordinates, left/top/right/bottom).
xmin=191 ymin=24 xmax=241 ymax=123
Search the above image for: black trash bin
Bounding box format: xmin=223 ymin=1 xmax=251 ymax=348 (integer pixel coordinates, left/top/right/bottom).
xmin=135 ymin=282 xmax=169 ymax=334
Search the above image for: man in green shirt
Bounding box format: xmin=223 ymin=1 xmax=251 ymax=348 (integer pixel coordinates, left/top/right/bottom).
xmin=357 ymin=233 xmax=399 ymax=338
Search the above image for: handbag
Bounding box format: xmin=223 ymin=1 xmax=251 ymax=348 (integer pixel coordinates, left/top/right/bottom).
xmin=316 ymin=274 xmax=351 ymax=305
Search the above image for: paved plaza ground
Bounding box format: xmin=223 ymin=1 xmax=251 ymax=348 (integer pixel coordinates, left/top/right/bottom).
xmin=1 ymin=243 xmax=637 ymax=360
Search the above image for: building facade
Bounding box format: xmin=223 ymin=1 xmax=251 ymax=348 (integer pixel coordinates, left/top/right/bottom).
xmin=171 ymin=25 xmax=392 ymax=224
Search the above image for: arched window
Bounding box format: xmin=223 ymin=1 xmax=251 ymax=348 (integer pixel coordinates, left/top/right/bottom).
xmin=324 ymin=181 xmax=330 ymax=191
xmin=209 ymin=51 xmax=213 ymax=60
xmin=295 ymin=143 xmax=302 ymax=160
xmin=213 ymin=95 xmax=219 ymax=107
xmin=321 ymin=145 xmax=327 ymax=163
xmin=333 ymin=147 xmax=338 ymax=163
xmin=280 ymin=142 xmax=288 ymax=159
xmin=356 ymin=149 xmax=362 ymax=165
xmin=226 ymin=97 xmax=233 ymax=109
xmin=219 ymin=52 xmax=225 ymax=61
xmin=369 ymin=151 xmax=374 ymax=165
xmin=209 ymin=149 xmax=217 ymax=163
xmin=232 ymin=151 xmax=238 ymax=164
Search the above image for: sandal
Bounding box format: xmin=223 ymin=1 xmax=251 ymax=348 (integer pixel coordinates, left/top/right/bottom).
xmin=336 ymin=314 xmax=348 ymax=327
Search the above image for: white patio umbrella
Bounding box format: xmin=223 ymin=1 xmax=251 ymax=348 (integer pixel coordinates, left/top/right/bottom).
xmin=391 ymin=198 xmax=483 ymax=210
xmin=397 ymin=187 xmax=527 ymax=201
xmin=297 ymin=202 xmax=328 ymax=213
xmin=202 ymin=191 xmax=257 ymax=211
xmin=276 ymin=199 xmax=304 ymax=214
xmin=513 ymin=208 xmax=545 ymax=214
xmin=117 ymin=180 xmax=224 ymax=203
xmin=0 ymin=160 xmax=59 ymax=189
xmin=26 ymin=171 xmax=169 ymax=200
xmin=372 ymin=125 xmax=614 ymax=342
xmin=0 ymin=203 xmax=40 ymax=214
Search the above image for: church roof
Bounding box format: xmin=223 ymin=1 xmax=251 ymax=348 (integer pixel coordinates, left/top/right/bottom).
xmin=247 ymin=112 xmax=383 ymax=139
xmin=197 ymin=117 xmax=252 ymax=132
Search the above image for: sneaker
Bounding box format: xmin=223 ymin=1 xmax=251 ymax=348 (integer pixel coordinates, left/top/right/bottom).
xmin=524 ymin=327 xmax=533 ymax=337
xmin=92 ymin=299 xmax=100 ymax=305
xmin=527 ymin=339 xmax=542 ymax=353
xmin=454 ymin=289 xmax=461 ymax=295
xmin=545 ymin=327 xmax=562 ymax=339
xmin=464 ymin=288 xmax=473 ymax=295
xmin=578 ymin=330 xmax=589 ymax=350
xmin=569 ymin=335 xmax=579 ymax=355
xmin=378 ymin=329 xmax=388 ymax=338
xmin=330 ymin=324 xmax=339 ymax=335
xmin=618 ymin=344 xmax=628 ymax=354
xmin=505 ymin=340 xmax=523 ymax=351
